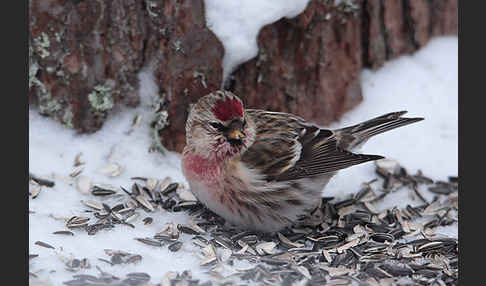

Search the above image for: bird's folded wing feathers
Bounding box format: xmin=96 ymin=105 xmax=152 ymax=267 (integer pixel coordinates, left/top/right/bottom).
xmin=242 ymin=110 xmax=383 ymax=182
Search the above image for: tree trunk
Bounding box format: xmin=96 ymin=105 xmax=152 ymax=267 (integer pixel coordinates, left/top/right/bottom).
xmin=29 ymin=0 xmax=457 ymax=153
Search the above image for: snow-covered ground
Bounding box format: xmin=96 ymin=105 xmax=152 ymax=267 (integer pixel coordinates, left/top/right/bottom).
xmin=29 ymin=36 xmax=458 ymax=285
xmin=326 ymin=36 xmax=458 ymax=200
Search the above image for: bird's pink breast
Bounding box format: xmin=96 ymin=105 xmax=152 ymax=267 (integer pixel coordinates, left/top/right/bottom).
xmin=182 ymin=153 xmax=221 ymax=184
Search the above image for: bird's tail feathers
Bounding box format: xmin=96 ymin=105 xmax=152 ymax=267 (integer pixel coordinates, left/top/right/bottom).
xmin=335 ymin=111 xmax=424 ymax=150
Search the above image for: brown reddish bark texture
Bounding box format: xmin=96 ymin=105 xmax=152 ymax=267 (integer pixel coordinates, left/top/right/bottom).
xmin=229 ymin=1 xmax=364 ymax=126
xmin=143 ymin=0 xmax=224 ymax=152
xmin=29 ymin=0 xmax=223 ymax=138
xmin=362 ymin=0 xmax=458 ymax=69
xmin=29 ymin=0 xmax=147 ymax=131
xmin=29 ymin=0 xmax=457 ymax=153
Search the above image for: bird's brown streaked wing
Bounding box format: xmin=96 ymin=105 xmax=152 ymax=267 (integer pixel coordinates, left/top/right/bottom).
xmin=241 ymin=109 xmax=306 ymax=180
xmin=275 ymin=135 xmax=383 ymax=181
xmin=242 ymin=109 xmax=383 ymax=182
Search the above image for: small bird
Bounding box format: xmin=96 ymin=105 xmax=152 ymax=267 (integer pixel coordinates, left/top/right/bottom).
xmin=182 ymin=90 xmax=423 ymax=232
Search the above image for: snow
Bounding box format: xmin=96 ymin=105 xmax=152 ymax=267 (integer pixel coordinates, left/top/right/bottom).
xmin=204 ymin=0 xmax=310 ymax=83
xmin=325 ymin=36 xmax=458 ymax=200
xmin=29 ymin=36 xmax=457 ymax=284
xmin=29 ymin=68 xmax=207 ymax=284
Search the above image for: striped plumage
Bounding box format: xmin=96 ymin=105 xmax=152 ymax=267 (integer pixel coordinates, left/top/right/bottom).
xmin=182 ymin=91 xmax=423 ymax=232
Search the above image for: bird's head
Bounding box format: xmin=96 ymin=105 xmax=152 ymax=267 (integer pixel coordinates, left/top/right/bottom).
xmin=184 ymin=90 xmax=256 ymax=160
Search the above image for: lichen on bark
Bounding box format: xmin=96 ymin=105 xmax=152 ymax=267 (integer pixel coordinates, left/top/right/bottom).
xmin=88 ymin=83 xmax=115 ymax=113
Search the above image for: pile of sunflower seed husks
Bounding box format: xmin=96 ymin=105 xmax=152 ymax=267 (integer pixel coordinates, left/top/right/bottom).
xmin=31 ymin=158 xmax=458 ymax=286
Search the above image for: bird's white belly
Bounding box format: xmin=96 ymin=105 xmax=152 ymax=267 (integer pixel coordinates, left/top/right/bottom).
xmin=185 ymin=161 xmax=337 ymax=232
xmin=187 ymin=180 xmax=243 ymax=225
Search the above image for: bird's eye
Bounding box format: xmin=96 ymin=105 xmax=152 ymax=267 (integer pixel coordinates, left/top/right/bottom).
xmin=210 ymin=122 xmax=226 ymax=131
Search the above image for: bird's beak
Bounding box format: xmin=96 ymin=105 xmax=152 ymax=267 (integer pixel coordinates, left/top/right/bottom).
xmin=227 ymin=129 xmax=246 ymax=140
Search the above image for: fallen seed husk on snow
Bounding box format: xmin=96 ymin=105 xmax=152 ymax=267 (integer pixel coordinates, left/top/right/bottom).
xmin=294 ymin=265 xmax=312 ymax=279
xmin=255 ymin=242 xmax=276 ymax=255
xmin=73 ymin=152 xmax=84 ymax=167
xmin=142 ymin=217 xmax=153 ymax=225
xmin=81 ymin=200 xmax=103 ymax=211
xmin=178 ymin=224 xmax=202 ymax=235
xmin=219 ymin=248 xmax=232 ymax=262
xmin=76 ymin=176 xmax=91 ymax=195
xmin=30 ymin=184 xmax=41 ymax=199
xmin=146 ymin=178 xmax=159 ymax=191
xmin=375 ymin=158 xmax=401 ymax=175
xmin=277 ymin=232 xmax=304 ymax=248
xmin=70 ymin=167 xmax=84 ymax=178
xmin=161 ymin=182 xmax=179 ymax=196
xmin=176 ymin=184 xmax=197 ymax=201
xmin=97 ymin=163 xmax=124 ymax=177
xmin=168 ymin=241 xmax=183 ymax=252
xmin=134 ymin=238 xmax=162 ymax=247
xmin=29 ymin=173 xmax=55 ymax=187
xmin=66 ymin=216 xmax=90 ymax=228
xmin=136 ymin=195 xmax=155 ymax=211
xmin=53 ymin=231 xmax=74 ymax=236
xmin=125 ymin=212 xmax=139 ymax=223
xmin=91 ymin=184 xmax=118 ymax=196
xmin=160 ymin=271 xmax=178 ymax=286
xmin=35 ymin=241 xmax=55 ymax=249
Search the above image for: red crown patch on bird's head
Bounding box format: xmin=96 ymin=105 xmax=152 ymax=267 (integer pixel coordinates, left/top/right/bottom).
xmin=212 ymin=97 xmax=243 ymax=122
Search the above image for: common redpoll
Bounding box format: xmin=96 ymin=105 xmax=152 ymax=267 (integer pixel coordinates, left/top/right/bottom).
xmin=182 ymin=90 xmax=423 ymax=232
